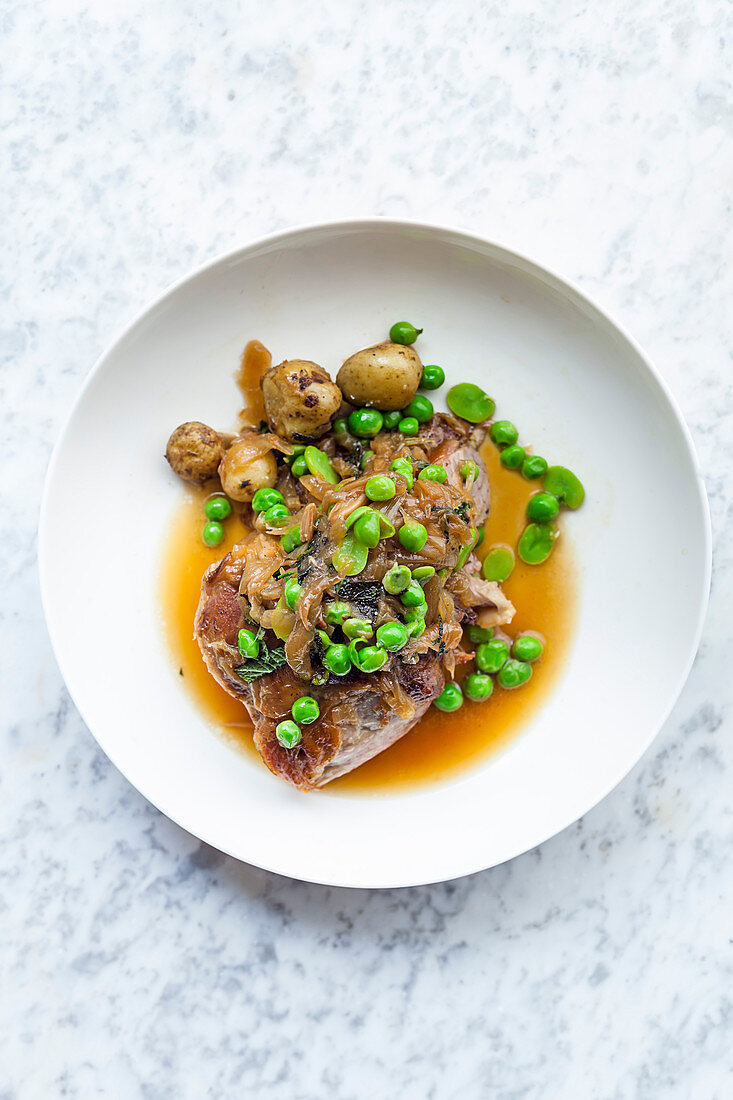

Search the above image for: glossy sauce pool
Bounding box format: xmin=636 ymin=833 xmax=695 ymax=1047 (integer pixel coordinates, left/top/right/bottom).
xmin=160 ymin=441 xmax=578 ymax=794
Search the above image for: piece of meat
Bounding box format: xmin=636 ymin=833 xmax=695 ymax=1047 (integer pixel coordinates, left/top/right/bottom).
xmin=316 ymin=658 xmax=444 ymax=784
xmin=446 ymin=565 xmax=515 ymax=627
xmin=190 ymin=409 xmax=505 ymax=792
xmin=433 ymin=440 xmax=491 ymax=524
xmin=252 ymin=656 xmax=444 ymax=789
xmin=416 ymin=412 xmax=471 ymax=449
xmin=194 ymin=550 xmax=445 ymax=790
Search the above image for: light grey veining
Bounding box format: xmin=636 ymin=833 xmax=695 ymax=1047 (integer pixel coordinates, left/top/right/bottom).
xmin=2 ymin=1 xmax=731 ymax=1096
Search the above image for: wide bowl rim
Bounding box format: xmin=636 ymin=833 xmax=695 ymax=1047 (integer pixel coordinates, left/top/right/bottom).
xmin=38 ymin=217 xmax=712 ymax=888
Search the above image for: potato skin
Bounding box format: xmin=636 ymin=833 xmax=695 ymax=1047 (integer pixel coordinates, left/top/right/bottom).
xmin=218 ymin=437 xmax=278 ymax=501
xmin=337 ymin=341 xmax=422 ymax=411
xmin=165 ymin=421 xmax=226 ymax=483
xmin=261 ymin=359 xmax=342 ymax=441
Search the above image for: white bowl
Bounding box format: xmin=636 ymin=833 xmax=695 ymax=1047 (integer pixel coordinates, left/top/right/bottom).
xmin=39 ymin=220 xmax=711 ymax=888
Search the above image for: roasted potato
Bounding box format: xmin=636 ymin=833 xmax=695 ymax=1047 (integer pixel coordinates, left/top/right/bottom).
xmin=165 ymin=421 xmax=228 ymax=483
xmin=218 ymin=434 xmax=278 ymax=501
xmin=336 ymin=341 xmax=422 ymax=411
xmin=261 ymin=360 xmax=342 ymax=441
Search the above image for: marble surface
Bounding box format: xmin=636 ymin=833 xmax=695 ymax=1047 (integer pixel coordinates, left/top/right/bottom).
xmin=2 ymin=1 xmax=731 ymax=1096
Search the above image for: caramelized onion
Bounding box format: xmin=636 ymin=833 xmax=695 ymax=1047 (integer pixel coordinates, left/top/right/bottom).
xmin=380 ymin=669 xmax=416 ymax=720
xmin=285 ymin=620 xmax=315 ymax=679
xmin=197 ymin=403 xmax=506 ymax=696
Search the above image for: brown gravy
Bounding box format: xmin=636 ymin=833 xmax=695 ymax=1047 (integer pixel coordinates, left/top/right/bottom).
xmin=236 ymin=339 xmax=270 ymax=428
xmin=160 ymin=440 xmax=577 ymax=794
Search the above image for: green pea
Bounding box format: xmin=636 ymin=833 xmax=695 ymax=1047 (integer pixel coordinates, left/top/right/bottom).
xmin=518 ymin=522 xmax=558 ymax=565
xmin=475 ymin=527 xmax=485 ymax=548
xmin=344 ymin=505 xmax=370 ymax=529
xmin=291 ymin=696 xmax=319 ymax=724
xmin=353 ymin=510 xmax=382 ymax=548
xmin=324 ymin=600 xmax=351 ymax=625
xmin=490 ymin=421 xmax=518 ymax=448
xmin=398 ymin=520 xmax=428 ymax=552
xmin=389 ymin=320 xmax=423 ymax=345
xmin=275 ymin=720 xmax=301 ymax=748
xmin=456 ymin=529 xmax=478 ymax=570
xmin=383 ymin=410 xmax=402 ymax=430
xmin=332 ymin=532 xmax=369 ymax=576
xmin=407 ymin=618 xmax=426 ymax=638
xmin=402 ymin=604 xmax=427 ymax=624
xmin=376 ymin=513 xmax=396 ymax=538
xmin=411 ymin=566 xmax=435 ymax=584
xmin=433 ymin=682 xmax=463 ymax=712
xmin=205 ymin=496 xmax=232 ymax=521
xmin=291 ymin=444 xmax=306 ymax=455
xmin=543 ymin=465 xmax=585 ymax=509
xmin=403 ymin=395 xmax=434 ymax=423
xmin=348 ymin=408 xmax=384 ymax=439
xmin=252 ymin=487 xmax=284 ymax=513
xmin=476 ymin=638 xmax=509 ymax=674
xmin=323 ymin=644 xmax=351 ymax=676
xmin=358 ymin=645 xmax=389 ymax=672
xmin=401 ymin=581 xmax=427 ymax=608
xmin=365 ymin=475 xmax=396 ymax=501
xmin=383 ymin=563 xmax=412 ymax=594
xmin=333 ymin=417 xmax=349 ymax=435
xmin=461 ymin=461 xmax=480 ymax=482
xmin=512 ymin=635 xmax=544 ymax=662
xmin=446 ymin=383 xmax=495 ymax=423
xmin=467 ymin=625 xmax=493 ymax=644
xmin=304 ymin=445 xmax=339 ymax=484
xmin=499 ymin=444 xmax=525 ymax=469
xmin=202 ymin=521 xmax=224 ymax=547
xmin=281 ymin=525 xmax=303 ymax=553
xmin=420 ymin=364 xmax=445 ymax=390
xmin=291 ymin=454 xmax=308 ymax=477
xmin=376 ymin=621 xmax=409 ymax=652
xmin=398 ymin=416 xmax=419 ymax=436
xmin=347 ymin=638 xmax=365 ymax=667
xmin=418 ymin=464 xmax=447 ymax=483
xmin=464 ymin=673 xmax=493 ymax=702
xmin=347 ymin=505 xmax=392 ymax=537
xmin=482 ymin=546 xmax=515 ymax=583
xmin=497 ymin=658 xmax=532 ymax=689
xmin=284 ymin=575 xmax=302 ymax=609
xmin=526 ymin=492 xmax=560 ymax=523
xmin=237 ymin=629 xmax=260 ymax=659
xmin=361 ymin=450 xmax=375 ymax=470
xmin=343 ymin=617 xmax=373 ymax=640
xmin=390 ymin=457 xmax=414 ymax=488
xmin=264 ymin=503 xmax=290 ymax=525
xmin=521 ymin=455 xmax=548 ymax=480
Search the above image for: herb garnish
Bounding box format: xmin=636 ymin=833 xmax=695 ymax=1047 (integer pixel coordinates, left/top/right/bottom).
xmin=335 ymin=579 xmax=382 ymax=618
xmin=234 ymin=628 xmax=288 ymax=683
xmin=295 ymin=527 xmax=327 ymax=583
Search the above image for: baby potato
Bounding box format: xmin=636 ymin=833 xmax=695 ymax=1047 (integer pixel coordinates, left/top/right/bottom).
xmin=165 ymin=421 xmax=227 ymax=483
xmin=218 ymin=435 xmax=278 ymax=502
xmin=261 ymin=359 xmax=342 ymax=441
xmin=337 ymin=341 xmax=422 ymax=411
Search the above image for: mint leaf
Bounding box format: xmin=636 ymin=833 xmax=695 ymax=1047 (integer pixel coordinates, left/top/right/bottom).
xmin=234 ymin=646 xmax=287 ymax=683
